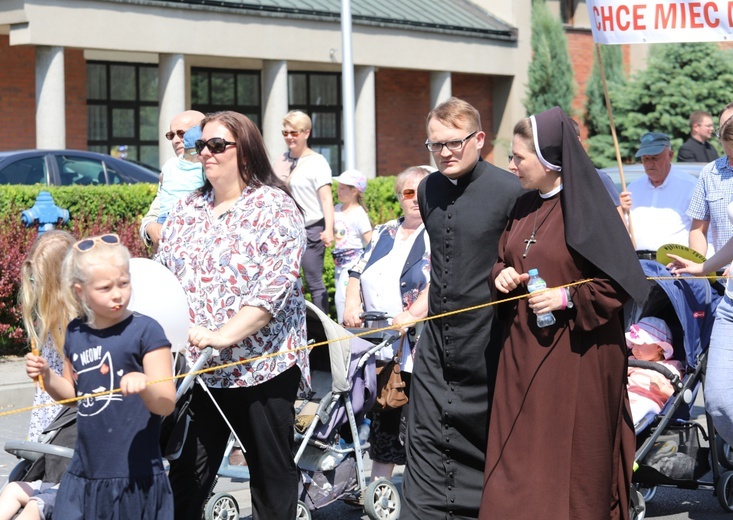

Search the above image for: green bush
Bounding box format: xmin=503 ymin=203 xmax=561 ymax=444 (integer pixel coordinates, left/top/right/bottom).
xmin=587 ymin=43 xmax=733 ymax=167
xmin=0 ymin=177 xmax=403 ymax=352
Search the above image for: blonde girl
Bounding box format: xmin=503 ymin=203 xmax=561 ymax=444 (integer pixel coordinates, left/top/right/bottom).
xmin=25 ymin=234 xmax=176 ymax=520
xmin=332 ymin=169 xmax=372 ymax=323
xmin=0 ymin=231 xmax=75 ymax=520
xmin=20 ymin=230 xmax=75 ymax=441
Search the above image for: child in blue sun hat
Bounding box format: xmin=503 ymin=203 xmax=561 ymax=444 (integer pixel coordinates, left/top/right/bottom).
xmin=156 ymin=125 xmax=206 ymax=225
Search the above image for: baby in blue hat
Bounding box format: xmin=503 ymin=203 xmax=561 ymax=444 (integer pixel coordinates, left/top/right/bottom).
xmin=156 ymin=125 xmax=205 ymax=225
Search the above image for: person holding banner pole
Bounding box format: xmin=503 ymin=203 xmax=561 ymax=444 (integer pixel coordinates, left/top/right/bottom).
xmin=625 ymin=132 xmax=696 ymax=258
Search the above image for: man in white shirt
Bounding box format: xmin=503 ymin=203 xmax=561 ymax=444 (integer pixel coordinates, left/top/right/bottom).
xmin=625 ymin=132 xmax=697 ymax=257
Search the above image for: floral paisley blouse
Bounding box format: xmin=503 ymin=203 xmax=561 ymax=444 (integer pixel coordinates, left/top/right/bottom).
xmin=156 ymin=185 xmax=310 ymax=389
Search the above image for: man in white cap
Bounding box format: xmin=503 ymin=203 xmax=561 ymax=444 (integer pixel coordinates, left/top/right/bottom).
xmin=626 ymin=316 xmax=683 ymax=425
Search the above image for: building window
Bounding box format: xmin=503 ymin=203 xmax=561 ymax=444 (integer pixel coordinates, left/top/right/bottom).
xmin=561 ymin=0 xmax=578 ymax=25
xmin=86 ymin=62 xmax=160 ymax=169
xmin=191 ymin=68 xmax=261 ymax=126
xmin=288 ymin=72 xmax=342 ymax=175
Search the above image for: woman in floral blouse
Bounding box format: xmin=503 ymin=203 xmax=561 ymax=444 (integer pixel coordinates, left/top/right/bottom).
xmin=343 ymin=165 xmax=431 ymax=483
xmin=156 ymin=111 xmax=308 ymax=520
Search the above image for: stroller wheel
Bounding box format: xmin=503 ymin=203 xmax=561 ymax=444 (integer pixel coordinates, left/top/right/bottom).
xmin=629 ymin=486 xmax=646 ymax=520
xmin=295 ymin=500 xmax=311 ymax=520
xmin=639 ymin=484 xmax=657 ymax=503
xmin=716 ymin=435 xmax=733 ymax=470
xmin=364 ymin=478 xmax=401 ymax=520
xmin=717 ymin=471 xmax=733 ymax=512
xmin=204 ymin=492 xmax=239 ymax=520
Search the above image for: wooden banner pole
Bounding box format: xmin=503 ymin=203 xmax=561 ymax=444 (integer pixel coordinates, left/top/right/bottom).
xmin=596 ymin=43 xmax=635 ymax=247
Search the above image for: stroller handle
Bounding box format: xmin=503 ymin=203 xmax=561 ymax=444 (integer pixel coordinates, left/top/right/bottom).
xmin=5 ymin=439 xmax=74 ymax=462
xmin=360 ymin=311 xmax=390 ymax=322
xmin=176 ymin=347 xmax=215 ymax=398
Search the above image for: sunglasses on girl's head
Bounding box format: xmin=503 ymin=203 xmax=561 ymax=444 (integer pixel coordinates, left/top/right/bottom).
xmin=75 ymin=234 xmax=120 ymax=252
xmin=401 ymin=188 xmax=417 ymax=199
xmin=195 ymin=138 xmax=237 ymax=155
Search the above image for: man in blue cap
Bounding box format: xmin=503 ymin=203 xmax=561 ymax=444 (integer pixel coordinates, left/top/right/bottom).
xmin=625 ymin=131 xmax=697 ymax=256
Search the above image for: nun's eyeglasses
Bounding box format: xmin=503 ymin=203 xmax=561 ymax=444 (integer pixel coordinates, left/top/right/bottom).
xmin=195 ymin=138 xmax=237 ymax=155
xmin=425 ymin=131 xmax=477 ymax=153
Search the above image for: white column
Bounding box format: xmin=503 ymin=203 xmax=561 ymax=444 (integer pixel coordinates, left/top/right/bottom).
xmin=429 ymin=71 xmax=452 ymax=167
xmin=354 ymin=66 xmax=376 ymax=179
xmin=35 ymin=46 xmax=66 ymax=149
xmin=430 ymin=71 xmax=452 ymax=109
xmin=262 ymin=60 xmax=289 ymax=161
xmin=158 ymin=53 xmax=186 ymax=166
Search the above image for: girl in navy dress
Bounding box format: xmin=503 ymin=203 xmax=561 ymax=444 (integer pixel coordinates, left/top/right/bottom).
xmin=25 ymin=234 xmax=176 ymax=520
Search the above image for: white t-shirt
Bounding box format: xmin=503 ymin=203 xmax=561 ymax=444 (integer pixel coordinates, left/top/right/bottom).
xmin=273 ymin=152 xmax=332 ymax=226
xmin=334 ymin=204 xmax=371 ymax=251
xmin=628 ymin=166 xmax=697 ymax=251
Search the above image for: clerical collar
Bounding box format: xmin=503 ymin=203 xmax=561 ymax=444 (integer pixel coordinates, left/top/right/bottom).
xmin=539 ymin=183 xmax=563 ymax=199
xmin=448 ymin=178 xmax=458 ymax=185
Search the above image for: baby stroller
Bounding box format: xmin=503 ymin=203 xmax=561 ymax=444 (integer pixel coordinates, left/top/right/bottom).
xmin=3 ymin=406 xmax=77 ymax=515
xmin=292 ymin=302 xmax=403 ymax=520
xmin=176 ymin=301 xmax=402 ymax=520
xmin=626 ymin=260 xmax=730 ymax=519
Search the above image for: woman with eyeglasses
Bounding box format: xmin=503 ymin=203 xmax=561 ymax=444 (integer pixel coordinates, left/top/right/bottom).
xmin=343 ymin=165 xmax=432 ymax=483
xmin=156 ymin=111 xmax=309 ymax=520
xmin=272 ymin=110 xmax=335 ymax=315
xmin=480 ymin=107 xmax=648 ymax=520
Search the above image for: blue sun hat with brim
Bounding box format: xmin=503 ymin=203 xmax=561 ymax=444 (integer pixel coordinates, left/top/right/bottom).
xmin=183 ymin=126 xmax=203 ymax=151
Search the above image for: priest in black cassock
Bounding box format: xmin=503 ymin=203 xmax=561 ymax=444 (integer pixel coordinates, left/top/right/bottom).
xmin=401 ymin=97 xmax=524 ymax=520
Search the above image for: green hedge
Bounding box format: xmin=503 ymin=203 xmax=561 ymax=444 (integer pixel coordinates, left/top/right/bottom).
xmin=0 ymin=184 xmax=157 ymax=222
xmin=0 ymin=177 xmax=401 ymax=353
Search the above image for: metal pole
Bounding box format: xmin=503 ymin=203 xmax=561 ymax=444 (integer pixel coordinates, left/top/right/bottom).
xmin=341 ymin=0 xmax=356 ymax=171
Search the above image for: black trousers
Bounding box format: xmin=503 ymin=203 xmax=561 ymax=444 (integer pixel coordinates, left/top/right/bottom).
xmin=168 ymin=365 xmax=301 ymax=520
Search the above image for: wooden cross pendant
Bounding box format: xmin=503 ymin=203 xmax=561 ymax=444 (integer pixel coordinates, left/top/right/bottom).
xmin=523 ymin=235 xmax=536 ymax=258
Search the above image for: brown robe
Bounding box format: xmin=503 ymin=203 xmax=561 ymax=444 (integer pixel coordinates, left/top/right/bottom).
xmin=480 ymin=191 xmax=634 ymax=520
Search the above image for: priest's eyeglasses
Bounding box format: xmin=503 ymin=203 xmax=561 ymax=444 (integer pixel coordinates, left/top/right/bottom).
xmin=425 ymin=131 xmax=477 ymax=153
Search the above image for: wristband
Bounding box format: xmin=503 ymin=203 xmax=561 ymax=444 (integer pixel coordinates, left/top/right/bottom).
xmin=560 ymin=287 xmax=568 ymax=310
xmin=565 ymin=288 xmax=574 ymax=309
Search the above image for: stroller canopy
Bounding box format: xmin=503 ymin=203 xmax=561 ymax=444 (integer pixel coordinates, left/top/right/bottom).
xmin=637 ymin=260 xmax=720 ymax=369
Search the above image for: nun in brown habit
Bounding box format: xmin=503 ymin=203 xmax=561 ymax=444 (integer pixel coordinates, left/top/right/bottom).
xmin=479 ymin=107 xmax=648 ymax=520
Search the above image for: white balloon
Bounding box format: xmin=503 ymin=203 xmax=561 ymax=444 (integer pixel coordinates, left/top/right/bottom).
xmin=128 ymin=258 xmax=190 ymax=352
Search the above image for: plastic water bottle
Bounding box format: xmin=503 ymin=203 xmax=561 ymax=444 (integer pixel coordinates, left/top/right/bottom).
xmin=357 ymin=418 xmax=371 ymax=445
xmin=527 ymin=269 xmax=556 ymax=328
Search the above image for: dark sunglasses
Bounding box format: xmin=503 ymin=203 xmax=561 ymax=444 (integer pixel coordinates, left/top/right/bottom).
xmin=282 ymin=130 xmax=301 ymax=137
xmin=195 ymin=138 xmax=237 ymax=155
xmin=165 ymin=129 xmax=187 ymax=141
xmin=75 ymin=234 xmax=120 ymax=253
xmin=401 ymin=188 xmax=416 ymax=200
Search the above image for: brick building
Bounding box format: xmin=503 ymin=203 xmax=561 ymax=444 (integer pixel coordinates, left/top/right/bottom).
xmin=0 ymin=0 xmax=536 ymax=178
xmin=0 ymin=0 xmax=634 ymax=177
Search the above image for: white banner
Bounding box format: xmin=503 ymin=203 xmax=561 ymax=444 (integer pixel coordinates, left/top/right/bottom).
xmin=586 ymin=1 xmax=733 ymax=44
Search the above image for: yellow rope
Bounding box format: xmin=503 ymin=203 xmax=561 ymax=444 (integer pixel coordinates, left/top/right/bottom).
xmin=0 ymin=274 xmax=721 ymax=419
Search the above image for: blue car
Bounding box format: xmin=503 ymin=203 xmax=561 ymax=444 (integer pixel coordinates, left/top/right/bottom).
xmin=0 ymin=149 xmax=160 ymax=186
